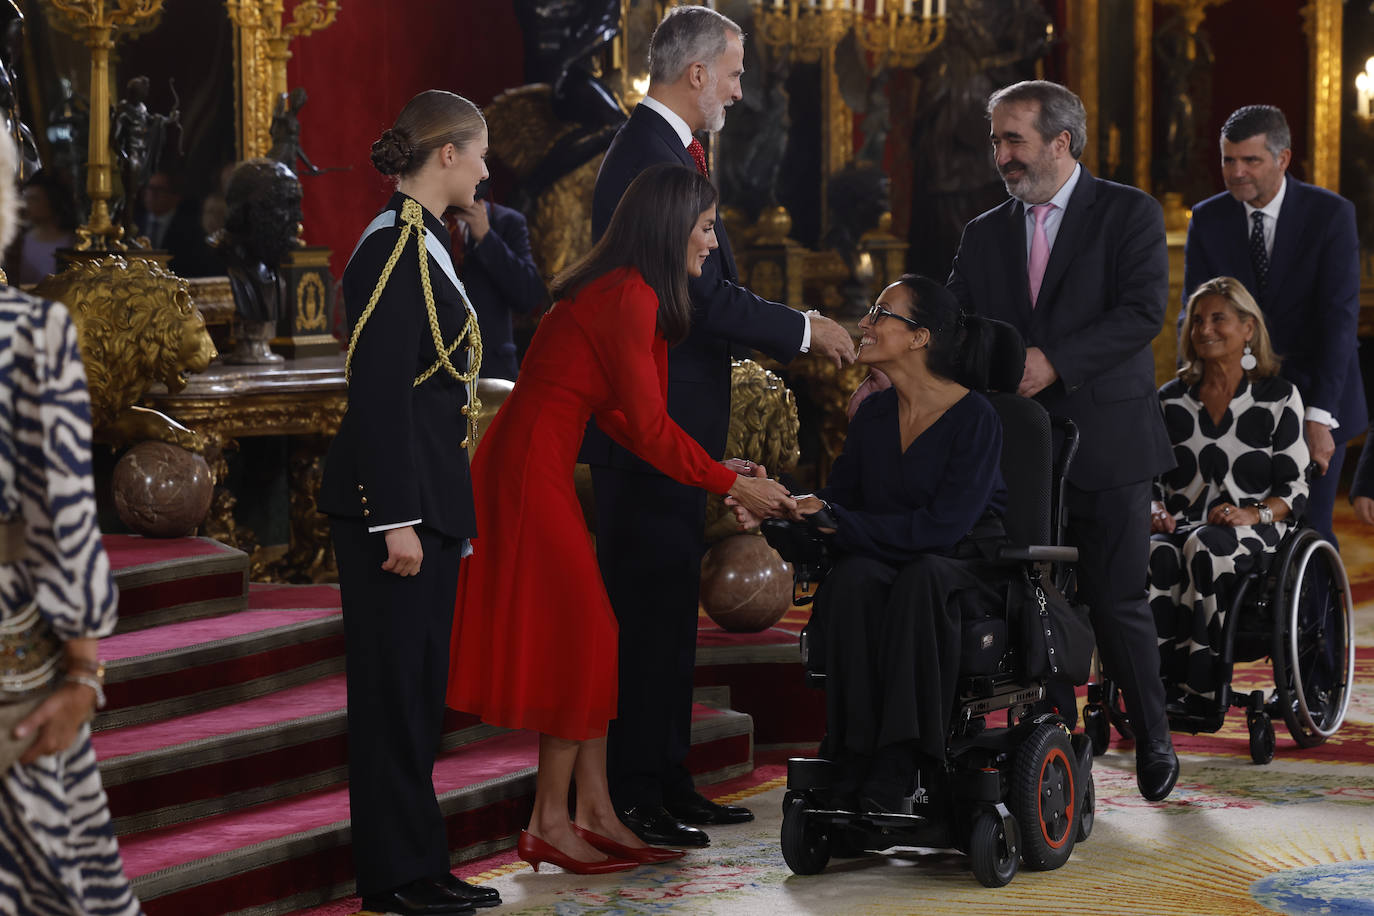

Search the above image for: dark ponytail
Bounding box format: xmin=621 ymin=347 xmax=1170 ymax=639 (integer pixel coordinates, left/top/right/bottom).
xmin=890 ymin=271 xmax=989 ymax=387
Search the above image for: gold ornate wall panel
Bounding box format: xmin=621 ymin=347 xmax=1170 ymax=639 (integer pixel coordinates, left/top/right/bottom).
xmin=224 ymin=1 xmax=339 ymax=160
xmin=1134 ymin=0 xmax=1152 ymax=193
xmin=1304 ymin=0 xmax=1341 ymax=191
xmin=1066 ymin=0 xmax=1099 ymax=175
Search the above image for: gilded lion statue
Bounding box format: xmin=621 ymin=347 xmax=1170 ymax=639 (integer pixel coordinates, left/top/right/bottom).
xmin=34 ymin=256 xmax=217 ymax=451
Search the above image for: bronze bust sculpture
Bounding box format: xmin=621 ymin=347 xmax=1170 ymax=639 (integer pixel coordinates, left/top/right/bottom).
xmin=215 ymin=157 xmax=303 ymax=364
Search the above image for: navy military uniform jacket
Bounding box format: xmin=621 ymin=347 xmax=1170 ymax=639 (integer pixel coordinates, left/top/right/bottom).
xmin=319 ymin=192 xmax=477 ymax=539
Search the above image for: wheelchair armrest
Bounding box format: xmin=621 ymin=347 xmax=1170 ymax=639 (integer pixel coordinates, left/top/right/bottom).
xmin=995 ymin=544 xmax=1079 ymax=564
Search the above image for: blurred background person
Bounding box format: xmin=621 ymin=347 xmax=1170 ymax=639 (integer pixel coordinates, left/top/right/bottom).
xmin=4 ymin=170 xmax=77 ymax=285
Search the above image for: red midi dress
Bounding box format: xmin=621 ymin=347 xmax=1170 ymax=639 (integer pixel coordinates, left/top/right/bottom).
xmin=447 ymin=267 xmax=737 ymax=741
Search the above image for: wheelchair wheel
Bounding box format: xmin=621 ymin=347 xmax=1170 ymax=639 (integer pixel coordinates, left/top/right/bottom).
xmin=1011 ymin=723 xmax=1078 ymax=871
xmin=1271 ymin=530 xmax=1355 ymax=748
xmin=1083 ymin=704 xmax=1110 ymax=756
xmin=1247 ymin=709 xmax=1275 ymax=765
xmin=969 ymin=811 xmax=1019 ymax=888
xmin=780 ymin=797 xmax=830 ymax=875
xmin=1076 ymin=773 xmax=1095 ymax=842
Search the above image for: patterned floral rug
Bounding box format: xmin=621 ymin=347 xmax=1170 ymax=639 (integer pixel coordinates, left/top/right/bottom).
xmin=437 ymin=603 xmax=1374 ymax=916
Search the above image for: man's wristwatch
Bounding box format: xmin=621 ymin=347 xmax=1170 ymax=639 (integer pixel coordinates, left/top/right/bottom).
xmin=1250 ymin=501 xmax=1275 ymax=525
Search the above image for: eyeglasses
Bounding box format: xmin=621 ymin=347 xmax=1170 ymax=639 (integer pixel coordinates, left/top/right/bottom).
xmin=866 ymin=303 xmax=923 ymax=330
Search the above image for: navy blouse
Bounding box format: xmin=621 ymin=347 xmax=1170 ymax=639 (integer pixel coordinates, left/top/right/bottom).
xmin=819 ymin=387 xmax=1007 ymax=566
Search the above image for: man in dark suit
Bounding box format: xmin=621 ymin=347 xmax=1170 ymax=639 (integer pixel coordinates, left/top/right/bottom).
xmin=1183 ymin=105 xmax=1365 ymax=544
xmin=448 ymin=189 xmax=546 ymax=380
xmin=139 ymin=170 xmax=219 ymax=278
xmin=948 ymin=80 xmax=1180 ymax=801
xmin=588 ymin=5 xmax=856 ymax=846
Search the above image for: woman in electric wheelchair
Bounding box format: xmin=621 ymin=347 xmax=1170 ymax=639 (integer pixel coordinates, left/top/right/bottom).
xmin=733 ymin=273 xmax=1008 ymax=813
xmin=1148 ymin=277 xmax=1309 ymax=715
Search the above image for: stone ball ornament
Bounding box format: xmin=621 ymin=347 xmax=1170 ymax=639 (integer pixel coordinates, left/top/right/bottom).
xmin=699 ymin=532 xmax=794 ymax=632
xmin=112 ymin=441 xmax=214 ymax=538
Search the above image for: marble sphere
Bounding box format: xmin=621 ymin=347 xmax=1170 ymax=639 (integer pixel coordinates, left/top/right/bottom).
xmin=700 ymin=533 xmax=793 ymax=632
xmin=113 ymin=441 xmax=214 ymax=538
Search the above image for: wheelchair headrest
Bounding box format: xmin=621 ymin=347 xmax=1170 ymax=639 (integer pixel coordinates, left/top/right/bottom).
xmin=963 ymin=316 xmax=1026 ymax=393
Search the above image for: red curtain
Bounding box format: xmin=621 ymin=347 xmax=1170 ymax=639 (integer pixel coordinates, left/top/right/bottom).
xmin=285 ymin=0 xmax=525 ymax=287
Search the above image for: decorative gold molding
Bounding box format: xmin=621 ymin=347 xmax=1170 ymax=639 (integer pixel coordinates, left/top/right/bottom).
xmin=1134 ymin=0 xmax=1152 ymax=194
xmin=1303 ymin=0 xmax=1341 ymax=191
xmin=820 ymin=44 xmax=851 ymax=236
xmin=224 ymin=1 xmax=339 ymax=160
xmin=1066 ymin=0 xmax=1099 ymax=174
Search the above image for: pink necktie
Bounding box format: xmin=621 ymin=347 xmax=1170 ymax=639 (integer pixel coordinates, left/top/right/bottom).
xmin=1028 ymin=202 xmax=1055 ymax=306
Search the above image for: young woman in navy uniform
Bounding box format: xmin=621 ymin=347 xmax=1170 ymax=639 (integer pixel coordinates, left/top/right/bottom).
xmin=319 ymin=90 xmax=499 ymax=916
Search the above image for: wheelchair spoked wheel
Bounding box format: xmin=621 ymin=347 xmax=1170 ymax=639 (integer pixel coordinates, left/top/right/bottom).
xmin=969 ymin=810 xmax=1020 ymax=887
xmin=1011 ymin=723 xmax=1078 ymax=871
xmin=1270 ymin=530 xmax=1355 ymax=748
xmin=781 ymin=797 xmax=831 ymax=875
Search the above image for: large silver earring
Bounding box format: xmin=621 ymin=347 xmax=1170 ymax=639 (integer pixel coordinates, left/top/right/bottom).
xmin=1240 ymin=343 xmax=1257 ymax=371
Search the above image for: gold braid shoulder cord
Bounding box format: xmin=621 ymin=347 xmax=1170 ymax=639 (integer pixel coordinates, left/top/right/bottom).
xmin=345 ymin=198 xmax=484 ymax=446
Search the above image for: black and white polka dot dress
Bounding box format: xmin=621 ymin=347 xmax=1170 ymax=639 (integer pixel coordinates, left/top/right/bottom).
xmin=1147 ymin=375 xmax=1310 ymax=700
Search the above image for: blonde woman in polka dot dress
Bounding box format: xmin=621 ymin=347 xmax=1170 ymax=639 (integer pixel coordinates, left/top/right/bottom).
xmin=1148 ymin=276 xmax=1309 ymax=706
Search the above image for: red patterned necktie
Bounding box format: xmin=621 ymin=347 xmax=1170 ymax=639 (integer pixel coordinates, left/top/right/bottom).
xmin=687 ymin=138 xmax=709 ymax=177
xmin=443 ymin=211 xmax=465 ymax=269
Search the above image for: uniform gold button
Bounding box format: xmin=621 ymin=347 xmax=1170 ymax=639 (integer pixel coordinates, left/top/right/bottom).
xmin=360 ymin=497 xmax=367 ymax=504
xmin=461 ymin=405 xmax=469 ymax=416
xmin=461 ymin=438 xmax=470 ymax=448
xmin=357 ymin=484 xmax=364 ymax=491
xmin=362 ymin=508 xmax=371 ymax=517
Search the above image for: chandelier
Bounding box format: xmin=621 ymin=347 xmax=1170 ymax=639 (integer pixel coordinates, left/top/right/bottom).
xmin=751 ymin=0 xmax=948 ymax=67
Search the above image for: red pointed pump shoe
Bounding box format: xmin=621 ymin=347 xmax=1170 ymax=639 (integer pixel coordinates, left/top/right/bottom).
xmin=572 ymin=824 xmax=686 ymax=864
xmin=517 ymin=829 xmax=639 ymax=874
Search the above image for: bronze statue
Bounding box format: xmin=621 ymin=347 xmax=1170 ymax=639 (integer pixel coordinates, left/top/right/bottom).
xmin=1154 ymin=11 xmax=1214 ymax=201
xmin=515 ymin=0 xmax=625 ymax=129
xmin=267 ymin=87 xmax=321 ymax=176
xmin=214 ymin=157 xmax=303 ymax=364
xmin=906 ymin=0 xmax=1053 ymax=278
xmin=0 ymin=4 xmax=40 ymax=181
xmin=113 ymin=75 xmax=181 ymax=244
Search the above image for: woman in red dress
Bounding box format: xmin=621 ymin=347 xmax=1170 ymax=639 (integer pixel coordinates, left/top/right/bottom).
xmin=448 ymin=164 xmax=795 ymax=873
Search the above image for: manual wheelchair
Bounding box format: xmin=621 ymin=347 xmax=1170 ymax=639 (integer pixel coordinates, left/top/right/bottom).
xmin=1083 ymin=487 xmax=1355 ymax=765
xmin=762 ymin=323 xmax=1095 ymax=888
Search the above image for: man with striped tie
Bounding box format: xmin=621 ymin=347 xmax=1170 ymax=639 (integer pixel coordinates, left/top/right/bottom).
xmin=1183 ymin=105 xmax=1365 ymax=545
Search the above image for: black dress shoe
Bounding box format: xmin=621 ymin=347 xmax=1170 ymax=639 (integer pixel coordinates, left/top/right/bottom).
xmin=1136 ymin=736 xmax=1180 ymax=802
xmin=620 ymin=805 xmax=710 ymax=847
xmin=360 ymin=877 xmax=476 ymax=915
xmin=664 ymin=792 xmax=755 ymax=825
xmin=432 ymin=874 xmax=500 ymax=909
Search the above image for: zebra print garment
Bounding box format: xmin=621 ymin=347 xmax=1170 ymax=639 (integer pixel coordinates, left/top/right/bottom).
xmin=0 ymin=287 xmax=141 ymax=915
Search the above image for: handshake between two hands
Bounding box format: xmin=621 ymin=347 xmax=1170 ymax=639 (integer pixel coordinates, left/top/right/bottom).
xmin=719 ymin=458 xmax=829 ymax=531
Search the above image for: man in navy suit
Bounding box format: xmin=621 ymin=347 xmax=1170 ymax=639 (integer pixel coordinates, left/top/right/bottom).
xmin=948 ymin=80 xmax=1179 ymax=801
xmin=448 ymin=190 xmax=546 ymax=380
xmin=1183 ymin=105 xmax=1366 ymax=544
xmin=587 ymin=5 xmax=856 ymax=847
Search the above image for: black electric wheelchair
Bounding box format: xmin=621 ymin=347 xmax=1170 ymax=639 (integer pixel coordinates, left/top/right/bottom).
xmin=761 ymin=322 xmax=1095 ymax=888
xmin=1083 ymin=479 xmax=1355 ymax=766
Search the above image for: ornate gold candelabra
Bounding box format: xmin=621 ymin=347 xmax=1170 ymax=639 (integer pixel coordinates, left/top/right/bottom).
xmin=44 ymin=0 xmax=165 ymax=251
xmin=752 ymin=1 xmax=946 ymax=67
xmin=224 ymin=0 xmax=340 ymax=158
xmin=852 ymin=2 xmax=947 ymax=69
xmin=752 ymin=1 xmax=853 ymax=64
